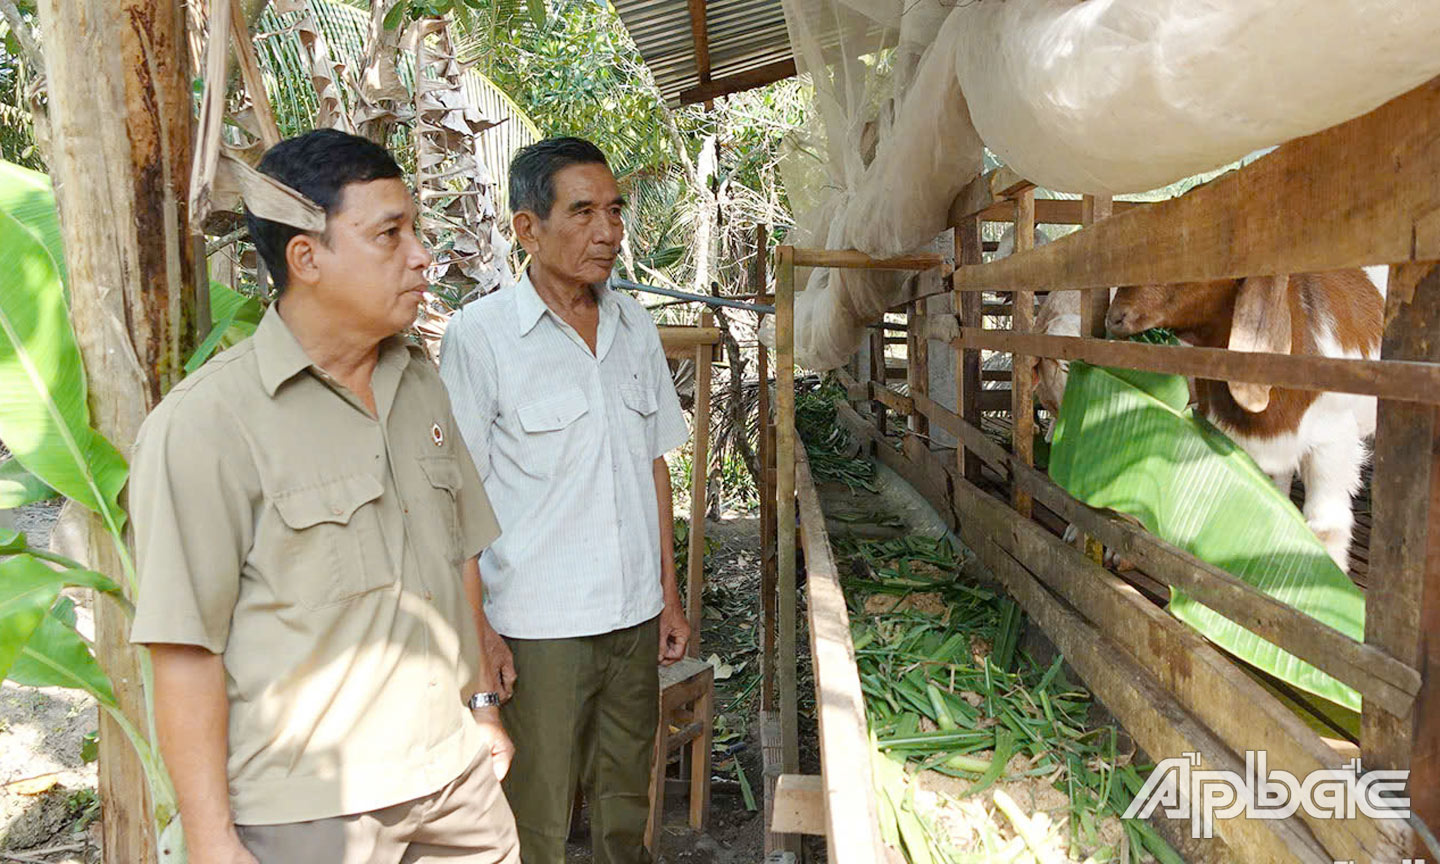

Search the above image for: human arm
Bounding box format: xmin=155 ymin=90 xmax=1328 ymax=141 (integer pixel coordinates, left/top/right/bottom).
xmin=654 ymin=456 xmax=690 ymax=665
xmin=149 ymin=644 xmax=257 ymax=864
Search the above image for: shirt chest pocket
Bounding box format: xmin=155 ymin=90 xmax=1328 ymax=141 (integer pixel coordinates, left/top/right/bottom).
xmin=513 ymin=388 xmax=589 ymax=479
xmin=272 ymin=474 xmax=395 ymax=609
xmin=417 ymin=455 xmax=462 ymax=566
xmin=619 ymin=384 xmax=657 ymax=459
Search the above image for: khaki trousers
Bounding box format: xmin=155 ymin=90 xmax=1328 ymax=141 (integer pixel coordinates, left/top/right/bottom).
xmin=236 ymin=747 xmax=519 ymax=864
xmin=500 ymin=616 xmax=659 ymax=864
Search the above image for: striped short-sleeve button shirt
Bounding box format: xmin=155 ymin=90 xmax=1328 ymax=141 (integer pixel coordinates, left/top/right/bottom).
xmin=439 ymin=274 xmax=690 ymax=639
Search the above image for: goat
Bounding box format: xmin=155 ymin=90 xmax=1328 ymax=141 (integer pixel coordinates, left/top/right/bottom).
xmin=1105 ymin=269 xmax=1384 ymax=571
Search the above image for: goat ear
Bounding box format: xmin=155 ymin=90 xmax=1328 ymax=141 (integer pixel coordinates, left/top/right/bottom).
xmin=1227 ymin=275 xmax=1292 ymax=412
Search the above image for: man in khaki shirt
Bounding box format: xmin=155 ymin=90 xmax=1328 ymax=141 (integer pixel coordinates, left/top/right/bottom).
xmin=129 ymin=130 xmax=518 ymax=864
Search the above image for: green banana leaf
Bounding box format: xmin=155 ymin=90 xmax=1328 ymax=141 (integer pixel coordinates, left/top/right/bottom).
xmin=9 ymin=595 xmax=117 ymax=706
xmin=0 ymin=456 xmax=59 ymax=507
xmin=1049 ymin=361 xmax=1364 ymax=712
xmin=0 ymin=187 xmax=129 ymax=532
xmin=187 ymin=282 xmax=266 ymax=373
xmin=0 ymin=159 xmax=66 ymax=289
xmin=0 ymin=555 xmax=62 ymax=681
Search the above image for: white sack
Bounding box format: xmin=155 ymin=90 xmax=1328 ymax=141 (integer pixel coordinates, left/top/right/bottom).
xmin=954 ymin=0 xmax=1440 ymax=195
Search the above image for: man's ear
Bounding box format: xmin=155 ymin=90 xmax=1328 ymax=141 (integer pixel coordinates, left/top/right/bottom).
xmin=512 ymin=211 xmax=541 ymax=256
xmin=284 ymin=233 xmax=323 ymax=290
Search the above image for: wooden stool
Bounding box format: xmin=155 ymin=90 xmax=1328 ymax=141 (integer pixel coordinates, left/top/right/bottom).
xmin=644 ymin=656 xmax=714 ymax=851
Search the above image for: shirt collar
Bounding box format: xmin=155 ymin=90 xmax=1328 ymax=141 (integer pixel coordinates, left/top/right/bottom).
xmin=255 ymin=301 xmax=412 ymax=399
xmin=514 ymin=271 xmax=623 ymax=337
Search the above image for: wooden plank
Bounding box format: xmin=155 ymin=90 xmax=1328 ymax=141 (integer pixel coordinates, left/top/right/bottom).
xmin=952 ymin=327 xmax=1440 ymax=404
xmin=790 ymin=247 xmax=944 ymax=271
xmin=756 ymin=228 xmax=777 ymax=714
xmin=946 ymin=79 xmax=1440 ymax=295
xmin=686 ymin=311 xmax=713 ymax=657
xmin=659 ymin=325 xmax=722 ymax=349
xmin=949 ymin=165 xmax=1035 ymax=224
xmin=795 ymin=444 xmax=887 ymax=862
xmin=770 ymin=774 xmax=826 ymax=836
xmin=978 ymin=196 xmax=1142 ymax=225
xmin=871 ymin=383 xmax=913 ymax=416
xmin=1362 ymin=262 xmax=1440 ymax=854
xmin=909 ymin=300 xmax=929 ymax=438
xmin=679 ymin=58 xmax=796 ymax=105
xmin=687 ymin=0 xmax=711 ymax=104
xmin=869 ymin=327 xmax=887 ymax=441
xmin=775 ymin=247 xmax=800 ymax=777
xmin=1078 ymin=195 xmax=1112 ymax=338
xmin=1011 ymin=189 xmax=1036 ymax=517
xmin=955 ymin=216 xmax=984 ymax=482
xmin=972 ymin=536 xmax=1330 ymax=863
xmin=947 ymin=468 xmax=1395 ymax=862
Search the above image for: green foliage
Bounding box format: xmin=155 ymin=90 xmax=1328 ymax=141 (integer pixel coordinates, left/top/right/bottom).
xmin=1049 ymin=360 xmax=1364 ymax=711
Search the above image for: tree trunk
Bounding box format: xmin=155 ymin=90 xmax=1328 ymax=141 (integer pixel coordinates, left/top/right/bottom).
xmin=36 ymin=0 xmax=197 ymax=861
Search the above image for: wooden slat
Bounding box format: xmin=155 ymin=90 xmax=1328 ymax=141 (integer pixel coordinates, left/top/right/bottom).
xmin=1362 ymin=262 xmax=1440 ymax=853
xmin=955 ymin=216 xmax=984 ymax=483
xmin=687 ymin=0 xmax=710 ymax=98
xmin=770 ymin=774 xmax=825 ymax=835
xmin=789 ymin=247 xmax=945 ymax=271
xmin=756 ymin=226 xmax=777 ymax=715
xmin=1011 ymin=189 xmax=1036 ymax=517
xmin=686 ymin=311 xmax=712 ymax=657
xmin=659 ymin=325 xmax=722 ymax=350
xmin=775 ymin=247 xmax=800 ymax=778
xmin=871 ymin=383 xmax=913 ymax=415
xmin=1078 ymin=195 xmax=1112 ymax=338
xmin=909 ymin=300 xmax=929 ymax=438
xmin=795 ymin=443 xmax=887 ymax=862
xmin=868 ymin=328 xmax=887 ymax=440
xmin=949 ymin=165 xmax=1034 ymax=224
xmin=945 ymin=79 xmax=1440 ymax=295
xmin=978 ymin=196 xmax=1142 ymax=225
xmin=952 ymin=327 xmax=1440 ymax=404
xmin=678 ymin=59 xmax=797 ymax=105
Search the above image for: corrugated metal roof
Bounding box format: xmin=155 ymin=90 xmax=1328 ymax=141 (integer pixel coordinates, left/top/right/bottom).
xmin=612 ymin=0 xmax=793 ymax=105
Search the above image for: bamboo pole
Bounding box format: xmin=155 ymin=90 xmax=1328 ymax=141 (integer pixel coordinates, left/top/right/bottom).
xmin=686 ymin=312 xmax=713 ymax=657
xmin=756 ymin=226 xmax=777 ymax=713
xmin=37 ymin=0 xmax=199 ymax=860
xmin=775 ymin=246 xmax=799 ymax=777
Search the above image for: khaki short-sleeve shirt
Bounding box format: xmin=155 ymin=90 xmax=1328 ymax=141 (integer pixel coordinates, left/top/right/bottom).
xmin=129 ymin=305 xmax=500 ymax=826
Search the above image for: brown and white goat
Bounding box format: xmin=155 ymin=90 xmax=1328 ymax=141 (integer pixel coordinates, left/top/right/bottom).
xmin=1105 ymin=269 xmax=1384 ymax=571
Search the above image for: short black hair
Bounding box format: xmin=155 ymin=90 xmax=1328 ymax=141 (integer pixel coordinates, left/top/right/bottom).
xmin=245 ymin=129 xmax=403 ymax=292
xmin=508 ymin=137 xmax=610 ymax=221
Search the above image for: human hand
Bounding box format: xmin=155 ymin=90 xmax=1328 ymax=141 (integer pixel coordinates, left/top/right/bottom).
xmin=188 ymin=830 xmax=259 ymax=864
xmin=480 ymin=623 xmax=516 ymax=702
xmin=473 ymin=708 xmax=514 ymax=782
xmin=658 ymin=601 xmax=690 ymax=666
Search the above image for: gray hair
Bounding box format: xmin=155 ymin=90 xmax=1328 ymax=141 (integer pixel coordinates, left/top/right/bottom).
xmin=508 ymin=137 xmax=610 ymax=220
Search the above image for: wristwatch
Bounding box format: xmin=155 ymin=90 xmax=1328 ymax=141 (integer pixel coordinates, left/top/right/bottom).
xmin=467 ymin=691 xmax=501 ymax=710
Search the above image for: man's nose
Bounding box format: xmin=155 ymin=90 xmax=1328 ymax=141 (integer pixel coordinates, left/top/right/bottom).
xmin=596 ymin=213 xmax=624 ymax=248
xmin=407 ymin=233 xmax=434 ymax=269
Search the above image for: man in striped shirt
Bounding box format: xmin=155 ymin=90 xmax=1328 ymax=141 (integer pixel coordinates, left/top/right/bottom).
xmin=439 ymin=137 xmax=691 ymax=864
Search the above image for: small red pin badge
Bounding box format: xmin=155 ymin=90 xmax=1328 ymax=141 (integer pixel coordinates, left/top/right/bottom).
xmin=431 ymin=423 xmax=444 ymax=447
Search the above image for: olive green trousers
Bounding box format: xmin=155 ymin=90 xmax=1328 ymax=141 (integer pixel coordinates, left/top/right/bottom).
xmin=500 ymin=616 xmax=658 ymax=864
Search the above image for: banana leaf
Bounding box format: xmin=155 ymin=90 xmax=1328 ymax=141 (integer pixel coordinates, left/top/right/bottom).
xmin=1049 ymin=361 xmax=1364 ymax=711
xmin=0 ymin=195 xmax=128 ymax=532
xmin=0 ymin=555 xmax=62 ymax=681
xmin=0 ymin=456 xmax=59 ymax=507
xmin=0 ymin=159 xmax=66 ymax=288
xmin=9 ymin=595 xmax=117 ymax=706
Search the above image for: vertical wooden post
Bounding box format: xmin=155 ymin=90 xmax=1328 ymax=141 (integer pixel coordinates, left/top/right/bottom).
xmin=37 ymin=0 xmax=198 ymax=861
xmin=755 ymin=229 xmax=777 ymax=713
xmin=1078 ymin=194 xmax=1112 ymax=563
xmin=1078 ymin=194 xmax=1113 ymax=338
xmin=686 ymin=311 xmax=713 ymax=658
xmin=869 ymin=326 xmax=886 ymax=439
xmin=775 ymin=246 xmax=799 ymax=779
xmin=955 ymin=217 xmax=984 ymax=482
xmin=1010 ymin=189 xmax=1036 ymax=517
xmin=908 ymin=297 xmax=929 ymax=440
xmin=1361 ymin=262 xmax=1440 ymax=854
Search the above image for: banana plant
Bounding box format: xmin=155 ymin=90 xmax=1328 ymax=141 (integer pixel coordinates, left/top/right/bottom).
xmin=0 ymin=158 xmax=180 ymax=852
